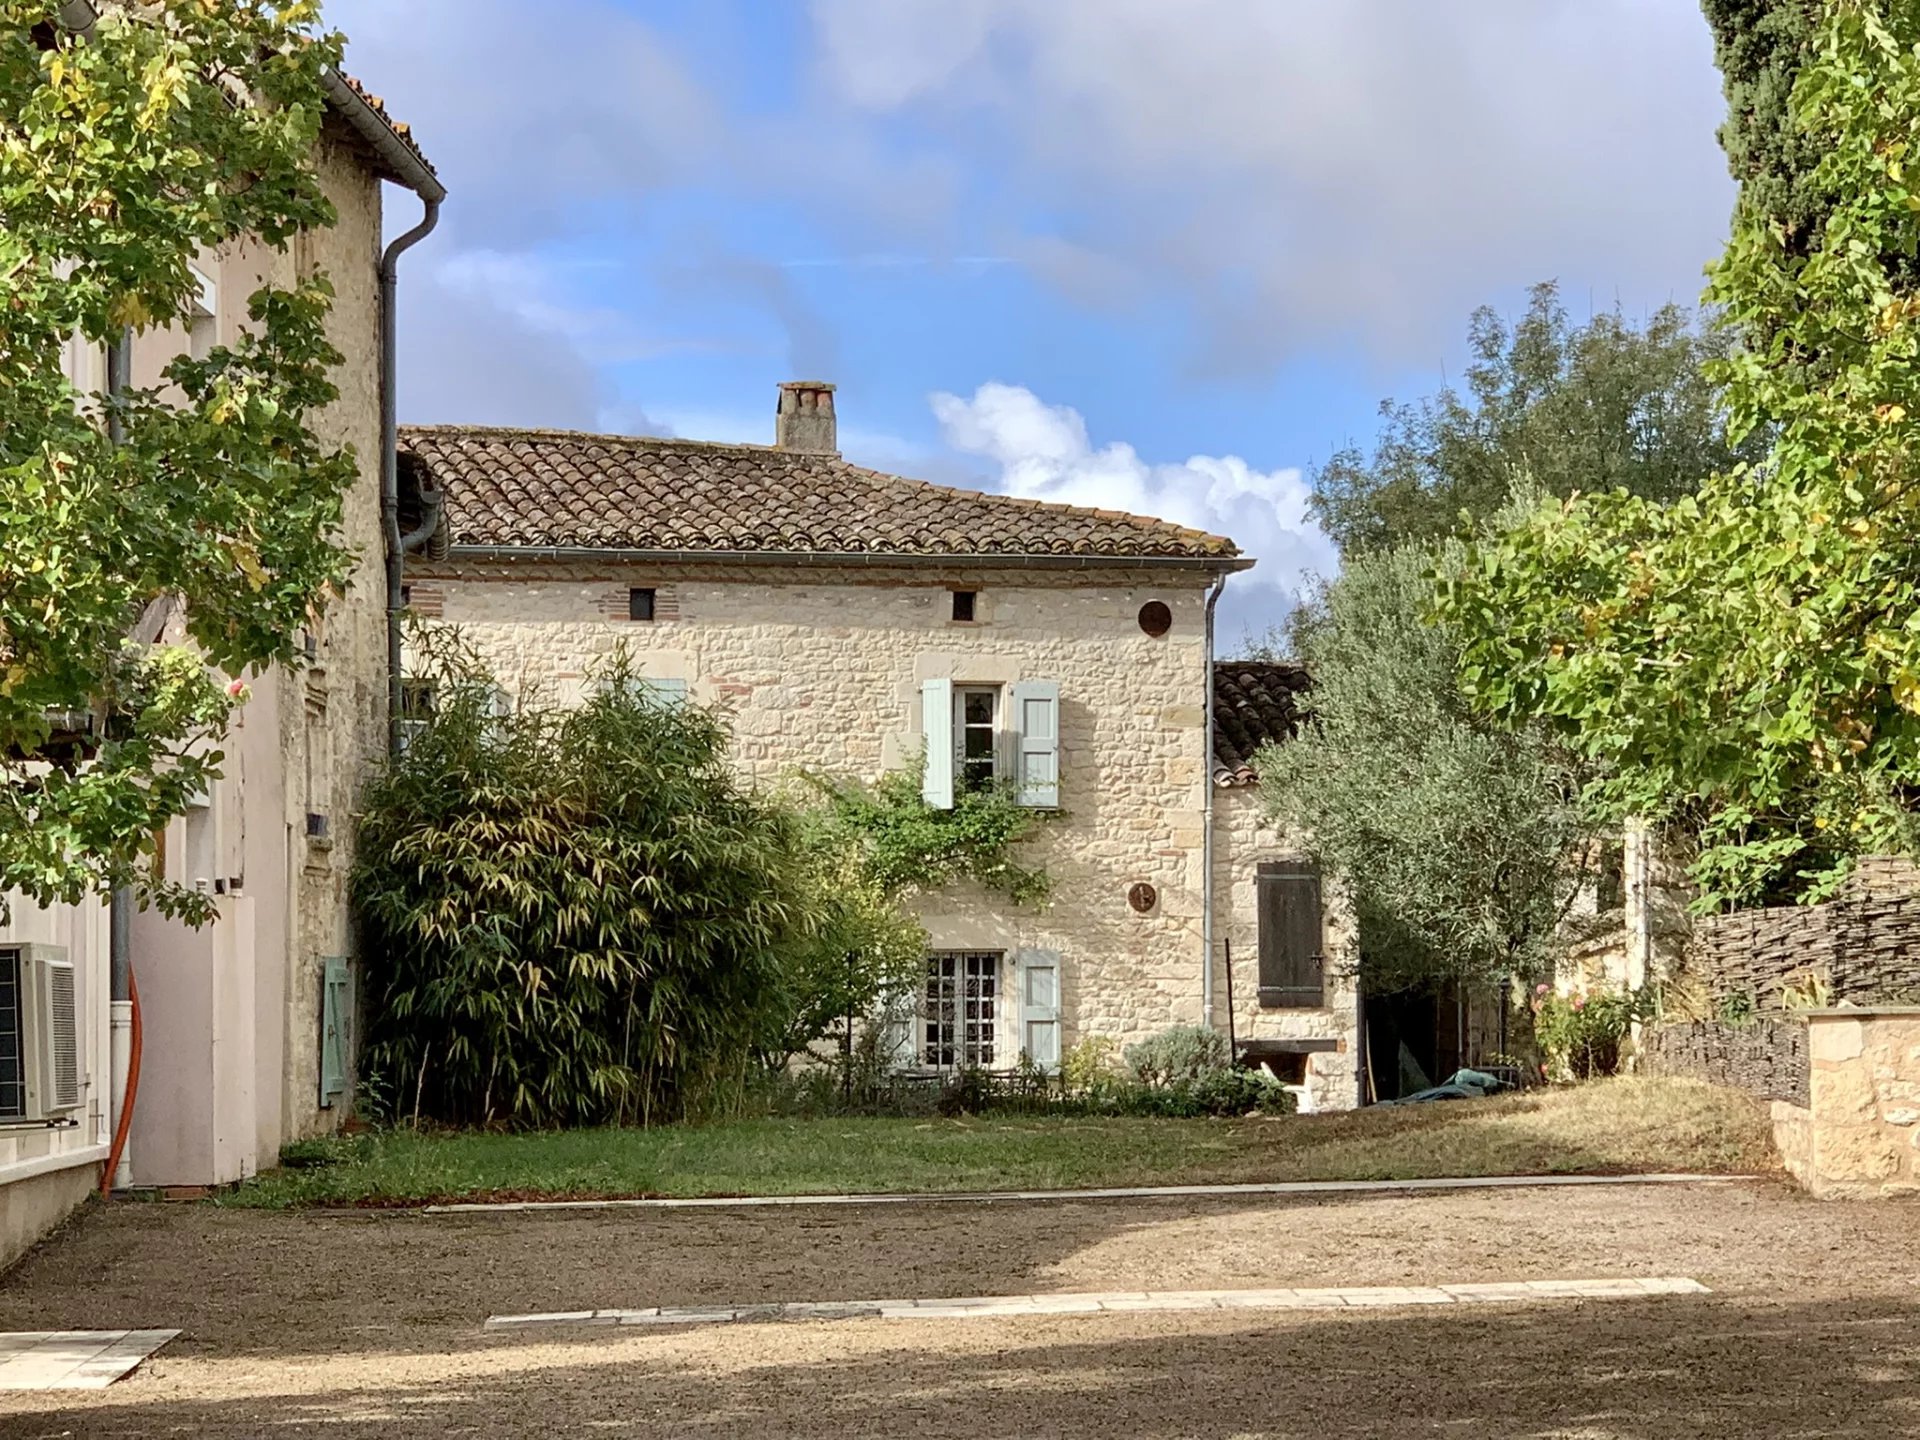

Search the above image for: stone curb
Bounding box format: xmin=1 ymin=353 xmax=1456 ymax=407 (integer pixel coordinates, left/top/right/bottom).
xmin=420 ymin=1172 xmax=1764 ymax=1216
xmin=483 ymin=1278 xmax=1711 ymax=1332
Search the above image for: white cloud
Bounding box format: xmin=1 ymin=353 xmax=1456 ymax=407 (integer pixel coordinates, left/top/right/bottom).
xmin=812 ymin=0 xmax=1732 ymax=372
xmin=930 ymin=383 xmax=1336 ymax=635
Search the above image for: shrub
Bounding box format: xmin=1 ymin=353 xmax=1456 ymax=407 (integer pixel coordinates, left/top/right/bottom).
xmin=935 ymin=1066 xmax=1000 ymax=1117
xmin=358 ymin=651 xmax=812 ymax=1129
xmin=1114 ymin=1068 xmax=1296 ymax=1118
xmin=1060 ymin=1035 xmax=1121 ymax=1097
xmin=1531 ymin=985 xmax=1640 ymax=1081
xmin=1124 ymin=1025 xmax=1233 ymax=1088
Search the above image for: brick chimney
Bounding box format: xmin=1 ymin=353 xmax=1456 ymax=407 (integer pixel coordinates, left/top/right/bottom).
xmin=775 ymin=380 xmax=837 ymax=454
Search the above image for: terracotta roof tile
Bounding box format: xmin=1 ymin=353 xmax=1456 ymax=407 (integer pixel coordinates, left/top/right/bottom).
xmin=398 ymin=425 xmax=1243 ymax=563
xmin=334 ymin=72 xmax=437 ymax=181
xmin=1213 ymin=660 xmax=1309 ymax=786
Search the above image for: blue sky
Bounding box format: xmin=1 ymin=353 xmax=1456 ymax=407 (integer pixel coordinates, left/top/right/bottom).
xmin=329 ymin=0 xmax=1734 ymax=645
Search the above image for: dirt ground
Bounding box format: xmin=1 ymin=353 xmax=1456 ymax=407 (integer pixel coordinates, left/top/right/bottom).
xmin=2 ymin=1178 xmax=1918 ymax=1437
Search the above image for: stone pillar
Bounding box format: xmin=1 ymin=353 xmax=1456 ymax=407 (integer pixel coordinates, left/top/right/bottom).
xmin=1798 ymin=1007 xmax=1920 ymax=1198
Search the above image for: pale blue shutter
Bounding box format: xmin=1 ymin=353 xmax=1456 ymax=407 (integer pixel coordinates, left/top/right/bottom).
xmin=1019 ymin=949 xmax=1061 ymax=1071
xmin=1010 ymin=680 xmax=1061 ymax=808
xmin=645 ymin=677 xmax=689 ymax=708
xmin=597 ymin=676 xmax=687 ymax=707
xmin=921 ymin=678 xmax=954 ymax=809
xmin=319 ymin=958 xmax=351 ymax=1108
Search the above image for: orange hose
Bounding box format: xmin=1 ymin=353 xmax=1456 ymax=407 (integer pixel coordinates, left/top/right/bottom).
xmin=100 ymin=966 xmax=142 ymax=1197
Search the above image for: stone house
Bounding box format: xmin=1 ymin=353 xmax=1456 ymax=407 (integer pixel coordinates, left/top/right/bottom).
xmin=0 ymin=33 xmax=442 ymax=1265
xmin=397 ymin=382 xmax=1361 ymax=1111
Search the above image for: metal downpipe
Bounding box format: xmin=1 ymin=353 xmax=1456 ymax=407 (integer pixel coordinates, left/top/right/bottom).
xmin=1201 ymin=574 xmax=1227 ymax=1031
xmin=379 ymin=198 xmax=441 ymax=754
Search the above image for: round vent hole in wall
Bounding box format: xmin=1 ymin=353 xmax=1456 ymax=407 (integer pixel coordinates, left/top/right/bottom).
xmin=1138 ymin=601 xmax=1172 ymax=637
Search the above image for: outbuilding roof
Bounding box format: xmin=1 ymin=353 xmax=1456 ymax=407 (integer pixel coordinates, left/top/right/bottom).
xmin=1212 ymin=660 xmax=1309 ymax=786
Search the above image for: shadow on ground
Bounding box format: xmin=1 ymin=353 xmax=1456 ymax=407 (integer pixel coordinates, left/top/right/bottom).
xmin=5 ymin=1294 xmax=1918 ymax=1438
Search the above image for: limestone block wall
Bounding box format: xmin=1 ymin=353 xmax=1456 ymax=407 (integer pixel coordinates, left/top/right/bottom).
xmin=1212 ymin=787 xmax=1360 ymax=1111
xmin=279 ymin=136 xmax=389 ymax=1144
xmin=1795 ymin=1008 xmax=1920 ymax=1199
xmin=413 ymin=559 xmax=1219 ymax=1058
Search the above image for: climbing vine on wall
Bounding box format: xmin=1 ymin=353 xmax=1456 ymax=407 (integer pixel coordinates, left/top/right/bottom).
xmin=803 ymin=764 xmax=1056 ymax=907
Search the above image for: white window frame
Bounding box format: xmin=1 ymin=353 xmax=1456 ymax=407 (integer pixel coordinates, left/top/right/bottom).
xmin=396 ymin=679 xmax=436 ymax=754
xmin=922 ymin=951 xmax=1002 ymax=1071
xmin=595 ymin=675 xmax=688 ymax=708
xmin=187 ymin=264 xmax=218 ymax=361
xmin=953 ymin=684 xmax=1002 ymax=794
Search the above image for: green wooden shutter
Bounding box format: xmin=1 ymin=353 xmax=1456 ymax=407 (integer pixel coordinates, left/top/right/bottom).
xmin=1018 ymin=949 xmax=1061 ymax=1070
xmin=1010 ymin=680 xmax=1061 ymax=808
xmin=1256 ymin=862 xmax=1325 ymax=1008
xmin=921 ymin=679 xmax=955 ymax=809
xmin=319 ymin=958 xmax=351 ymax=1108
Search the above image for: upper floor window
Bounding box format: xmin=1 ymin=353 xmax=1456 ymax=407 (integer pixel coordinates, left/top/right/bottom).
xmin=957 ymin=686 xmax=998 ymax=792
xmin=919 ymin=678 xmax=1060 ymax=811
xmin=188 ymin=265 xmax=217 ymax=361
xmin=950 ymin=590 xmax=977 ymax=623
xmin=1257 ymin=861 xmax=1326 ymax=1009
xmin=629 ymin=588 xmax=656 ymax=622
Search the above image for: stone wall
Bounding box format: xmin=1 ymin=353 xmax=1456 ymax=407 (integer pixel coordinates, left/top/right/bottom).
xmin=1213 ymin=786 xmax=1361 ymax=1111
xmin=1639 ymin=1017 xmax=1809 ymax=1106
xmin=1796 ymin=1009 xmax=1920 ymax=1198
xmin=280 ymin=136 xmax=390 ymax=1145
xmin=409 ymin=557 xmax=1360 ymax=1100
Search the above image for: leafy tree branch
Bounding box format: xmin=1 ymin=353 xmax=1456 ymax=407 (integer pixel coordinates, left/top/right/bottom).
xmin=1 ymin=2 xmax=351 ymax=916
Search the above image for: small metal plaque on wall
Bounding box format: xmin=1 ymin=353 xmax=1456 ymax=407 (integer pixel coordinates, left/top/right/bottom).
xmin=1128 ymin=882 xmax=1158 ymax=914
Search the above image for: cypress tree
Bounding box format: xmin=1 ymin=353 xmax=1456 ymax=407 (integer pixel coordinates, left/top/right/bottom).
xmin=1701 ymin=0 xmax=1824 ymax=254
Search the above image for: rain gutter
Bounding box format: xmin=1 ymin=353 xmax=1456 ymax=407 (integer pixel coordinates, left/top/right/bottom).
xmin=442 ymin=545 xmax=1254 ymax=575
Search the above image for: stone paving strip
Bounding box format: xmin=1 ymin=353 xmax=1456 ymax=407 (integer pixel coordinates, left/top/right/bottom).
xmin=0 ymin=1330 xmax=181 ymax=1391
xmin=424 ymin=1172 xmax=1758 ymax=1215
xmin=484 ymin=1277 xmax=1710 ymax=1332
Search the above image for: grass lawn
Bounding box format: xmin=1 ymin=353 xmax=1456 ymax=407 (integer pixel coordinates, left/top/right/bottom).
xmin=225 ymin=1077 xmax=1780 ymax=1209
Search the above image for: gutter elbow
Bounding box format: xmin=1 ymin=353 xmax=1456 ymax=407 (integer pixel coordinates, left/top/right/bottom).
xmin=398 ymin=483 xmax=446 ymax=558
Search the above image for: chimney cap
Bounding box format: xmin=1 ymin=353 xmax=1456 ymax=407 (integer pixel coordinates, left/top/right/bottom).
xmin=775 ymin=379 xmax=839 ymax=454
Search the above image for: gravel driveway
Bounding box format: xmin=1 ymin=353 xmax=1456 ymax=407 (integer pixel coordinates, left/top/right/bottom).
xmin=2 ymin=1179 xmax=1916 ymax=1437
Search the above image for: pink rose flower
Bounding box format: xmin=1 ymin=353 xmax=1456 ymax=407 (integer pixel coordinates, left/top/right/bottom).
xmin=226 ymin=678 xmax=246 ymax=698
xmin=1571 ymin=997 xmax=1586 ymax=1012
xmin=1535 ymin=983 xmax=1550 ymax=997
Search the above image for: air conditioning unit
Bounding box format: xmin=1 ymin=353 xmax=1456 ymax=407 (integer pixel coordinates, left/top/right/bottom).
xmin=1 ymin=946 xmax=81 ymax=1123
